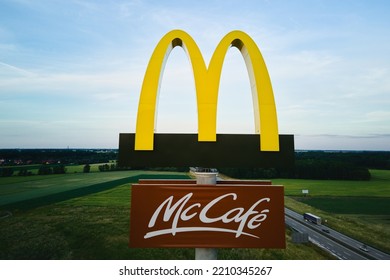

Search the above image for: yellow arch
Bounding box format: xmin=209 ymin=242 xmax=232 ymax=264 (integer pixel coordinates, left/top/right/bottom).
xmin=135 ymin=30 xmax=207 ymax=150
xmin=207 ymin=31 xmax=279 ymax=151
xmin=135 ymin=30 xmax=279 ymax=151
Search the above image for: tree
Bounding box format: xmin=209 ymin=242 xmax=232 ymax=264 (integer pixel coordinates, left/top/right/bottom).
xmin=38 ymin=165 xmax=52 ymax=175
xmin=18 ymin=168 xmax=28 ymax=176
xmin=0 ymin=167 xmax=14 ymax=177
xmin=52 ymin=164 xmax=66 ymax=174
xmin=98 ymin=164 xmax=110 ymax=172
xmin=83 ymin=164 xmax=91 ymax=173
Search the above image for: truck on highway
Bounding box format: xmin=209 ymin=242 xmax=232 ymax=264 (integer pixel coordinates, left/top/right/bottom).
xmin=303 ymin=213 xmax=322 ymax=225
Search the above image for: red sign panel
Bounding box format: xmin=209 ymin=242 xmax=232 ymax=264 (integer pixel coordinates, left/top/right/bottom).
xmin=129 ymin=183 xmax=285 ymax=248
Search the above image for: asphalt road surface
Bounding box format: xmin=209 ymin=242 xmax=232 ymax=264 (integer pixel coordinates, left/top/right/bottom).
xmin=285 ymin=208 xmax=390 ymax=260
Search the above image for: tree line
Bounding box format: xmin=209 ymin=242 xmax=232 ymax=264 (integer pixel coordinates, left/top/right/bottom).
xmin=1 ymin=149 xmax=389 ymax=180
xmin=0 ymin=164 xmax=67 ymax=177
xmin=0 ymin=149 xmax=117 ymax=166
xmin=219 ymin=160 xmax=371 ymax=180
xmin=0 ymin=163 xmax=118 ymax=177
xmin=218 ymin=151 xmax=390 ymax=180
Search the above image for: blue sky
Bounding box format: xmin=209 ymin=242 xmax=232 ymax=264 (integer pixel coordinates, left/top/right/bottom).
xmin=1 ymin=0 xmax=389 ymax=150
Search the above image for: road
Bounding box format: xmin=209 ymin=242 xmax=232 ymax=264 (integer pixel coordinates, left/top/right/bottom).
xmin=215 ymin=173 xmax=390 ymax=259
xmin=285 ymin=207 xmax=390 ymax=260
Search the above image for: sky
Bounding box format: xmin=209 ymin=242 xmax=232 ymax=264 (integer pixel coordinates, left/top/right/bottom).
xmin=0 ymin=0 xmax=389 ymax=150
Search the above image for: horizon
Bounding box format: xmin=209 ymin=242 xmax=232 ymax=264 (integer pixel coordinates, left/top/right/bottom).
xmin=1 ymin=147 xmax=390 ymax=153
xmin=1 ymin=1 xmax=389 ymax=151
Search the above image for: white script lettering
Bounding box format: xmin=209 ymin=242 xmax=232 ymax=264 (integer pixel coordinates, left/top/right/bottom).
xmin=145 ymin=193 xmax=270 ymax=239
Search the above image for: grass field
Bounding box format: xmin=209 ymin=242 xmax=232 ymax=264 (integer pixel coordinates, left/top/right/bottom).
xmin=275 ymin=170 xmax=390 ymax=253
xmin=273 ymin=170 xmax=390 ymax=197
xmin=0 ymin=170 xmax=188 ymax=209
xmin=294 ymin=196 xmax=390 ymax=215
xmin=0 ymin=170 xmax=335 ymax=260
xmin=272 ymin=169 xmax=390 ymax=217
xmin=0 ymin=168 xmax=389 ymax=259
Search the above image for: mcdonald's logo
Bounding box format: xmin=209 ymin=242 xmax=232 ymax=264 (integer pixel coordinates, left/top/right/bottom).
xmin=118 ymin=30 xmax=294 ymax=168
xmin=136 ymin=29 xmax=278 ymax=152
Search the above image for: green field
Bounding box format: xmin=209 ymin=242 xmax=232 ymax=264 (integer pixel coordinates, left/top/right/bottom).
xmin=294 ymin=196 xmax=390 ymax=215
xmin=273 ymin=170 xmax=390 ymax=253
xmin=272 ymin=169 xmax=390 ymax=217
xmin=0 ymin=170 xmax=183 ymax=208
xmin=274 ymin=170 xmax=390 ymax=197
xmin=0 ymin=168 xmax=389 ymax=259
xmin=1 ymin=181 xmax=332 ymax=260
xmin=0 ymin=170 xmax=336 ymax=260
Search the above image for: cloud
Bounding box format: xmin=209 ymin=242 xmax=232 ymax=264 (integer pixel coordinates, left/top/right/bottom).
xmin=0 ymin=61 xmax=35 ymax=77
xmin=365 ymin=111 xmax=390 ymax=121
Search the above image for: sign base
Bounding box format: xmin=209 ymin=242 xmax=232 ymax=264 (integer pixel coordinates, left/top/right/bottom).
xmin=119 ymin=133 xmax=294 ymax=168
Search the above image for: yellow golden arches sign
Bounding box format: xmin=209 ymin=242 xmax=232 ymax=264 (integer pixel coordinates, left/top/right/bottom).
xmin=135 ymin=29 xmax=279 ymax=152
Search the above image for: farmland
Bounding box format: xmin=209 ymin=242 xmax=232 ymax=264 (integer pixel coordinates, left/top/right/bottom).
xmin=274 ymin=170 xmax=390 ymax=197
xmin=0 ymin=167 xmax=389 ymax=259
xmin=0 ymin=169 xmax=188 ymax=209
xmin=0 ymin=169 xmax=334 ymax=260
xmin=274 ymin=169 xmax=390 ymax=253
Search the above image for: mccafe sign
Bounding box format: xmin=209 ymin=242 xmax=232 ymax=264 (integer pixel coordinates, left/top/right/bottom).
xmin=130 ymin=182 xmax=285 ymax=248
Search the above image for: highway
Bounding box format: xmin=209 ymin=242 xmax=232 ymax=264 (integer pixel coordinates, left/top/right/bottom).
xmin=214 ymin=173 xmax=390 ymax=259
xmin=285 ymin=207 xmax=390 ymax=260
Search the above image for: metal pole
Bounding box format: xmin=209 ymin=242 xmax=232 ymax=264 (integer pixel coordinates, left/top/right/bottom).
xmin=194 ymin=167 xmax=218 ymax=260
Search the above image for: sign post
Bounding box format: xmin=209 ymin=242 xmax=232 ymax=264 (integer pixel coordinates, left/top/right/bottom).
xmin=122 ymin=29 xmax=294 ymax=258
xmin=194 ymin=168 xmax=218 ymax=260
